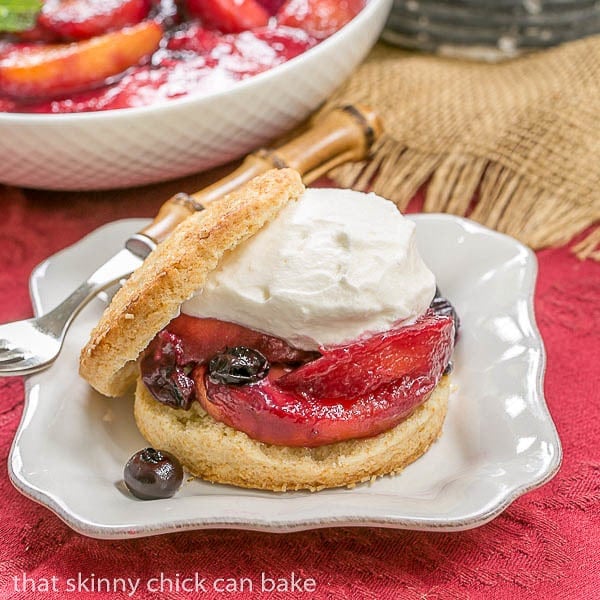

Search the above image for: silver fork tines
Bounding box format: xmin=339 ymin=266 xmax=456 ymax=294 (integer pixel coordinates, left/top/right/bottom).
xmin=0 ymin=247 xmax=144 ymax=377
xmin=0 ymin=320 xmax=61 ymax=375
xmin=0 ymin=348 xmax=29 ymax=363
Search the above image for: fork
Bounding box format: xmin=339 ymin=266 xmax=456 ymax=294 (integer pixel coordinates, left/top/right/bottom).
xmin=0 ymin=247 xmax=145 ymax=376
xmin=0 ymin=104 xmax=382 ymax=377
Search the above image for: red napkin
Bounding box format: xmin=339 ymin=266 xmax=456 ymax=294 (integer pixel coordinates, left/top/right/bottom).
xmin=0 ymin=184 xmax=598 ymax=599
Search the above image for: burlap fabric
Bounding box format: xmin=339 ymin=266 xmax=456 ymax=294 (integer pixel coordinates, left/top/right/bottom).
xmin=323 ymin=35 xmax=600 ymax=259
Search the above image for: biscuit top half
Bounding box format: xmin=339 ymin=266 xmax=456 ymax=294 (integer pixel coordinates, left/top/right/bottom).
xmin=79 ymin=168 xmax=305 ymax=397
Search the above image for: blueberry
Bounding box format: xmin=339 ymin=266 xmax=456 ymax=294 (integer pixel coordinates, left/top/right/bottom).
xmin=140 ymin=331 xmax=195 ymax=410
xmin=124 ymin=448 xmax=184 ymax=500
xmin=430 ymin=287 xmax=460 ymax=339
xmin=208 ymin=346 xmax=269 ymax=386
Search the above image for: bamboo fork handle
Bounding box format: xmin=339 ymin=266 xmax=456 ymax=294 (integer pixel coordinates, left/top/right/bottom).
xmin=129 ymin=105 xmax=382 ymax=254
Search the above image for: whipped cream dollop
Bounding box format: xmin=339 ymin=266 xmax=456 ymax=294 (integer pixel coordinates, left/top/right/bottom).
xmin=181 ymin=188 xmax=436 ymax=350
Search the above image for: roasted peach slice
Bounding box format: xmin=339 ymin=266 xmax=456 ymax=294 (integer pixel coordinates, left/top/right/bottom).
xmin=39 ymin=0 xmax=152 ymax=41
xmin=166 ymin=314 xmax=318 ymax=365
xmin=199 ymin=312 xmax=454 ymax=447
xmin=277 ymin=311 xmax=454 ymax=399
xmin=186 ymin=0 xmax=270 ymax=33
xmin=0 ymin=20 xmax=162 ymax=99
xmin=141 ymin=311 xmax=454 ymax=446
xmin=277 ymin=0 xmax=365 ymax=39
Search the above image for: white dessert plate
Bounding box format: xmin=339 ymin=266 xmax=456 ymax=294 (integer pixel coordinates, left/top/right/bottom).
xmin=8 ymin=214 xmax=561 ymax=538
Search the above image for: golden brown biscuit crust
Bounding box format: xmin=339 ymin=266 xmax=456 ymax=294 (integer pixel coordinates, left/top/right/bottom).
xmin=79 ymin=169 xmax=305 ymax=397
xmin=134 ymin=376 xmax=450 ymax=492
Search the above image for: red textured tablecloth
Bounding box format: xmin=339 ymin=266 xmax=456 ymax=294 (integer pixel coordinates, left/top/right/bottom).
xmin=0 ymin=174 xmax=598 ymax=600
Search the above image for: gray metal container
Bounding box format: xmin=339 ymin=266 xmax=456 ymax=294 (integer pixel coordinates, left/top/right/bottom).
xmin=383 ymin=0 xmax=600 ymax=59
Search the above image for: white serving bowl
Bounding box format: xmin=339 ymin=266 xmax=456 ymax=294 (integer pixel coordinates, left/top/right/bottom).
xmin=0 ymin=0 xmax=392 ymax=191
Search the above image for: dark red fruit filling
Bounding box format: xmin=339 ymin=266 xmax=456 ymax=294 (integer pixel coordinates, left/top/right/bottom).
xmin=140 ymin=306 xmax=457 ymax=447
xmin=140 ymin=331 xmax=196 ymax=409
xmin=141 ymin=315 xmax=317 ymax=409
xmin=197 ymin=311 xmax=454 ymax=446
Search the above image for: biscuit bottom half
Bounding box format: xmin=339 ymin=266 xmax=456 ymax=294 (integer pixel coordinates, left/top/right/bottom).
xmin=134 ymin=376 xmax=450 ymax=492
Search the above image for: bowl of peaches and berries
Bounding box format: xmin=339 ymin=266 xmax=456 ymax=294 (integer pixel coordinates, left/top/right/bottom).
xmin=0 ymin=0 xmax=393 ymax=190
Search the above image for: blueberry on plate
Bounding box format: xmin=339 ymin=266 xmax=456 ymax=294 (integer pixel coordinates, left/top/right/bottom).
xmin=124 ymin=447 xmax=184 ymax=500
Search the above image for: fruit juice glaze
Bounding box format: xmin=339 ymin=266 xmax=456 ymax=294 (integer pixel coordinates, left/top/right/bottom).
xmin=0 ymin=0 xmax=365 ymax=113
xmin=141 ymin=309 xmax=456 ymax=448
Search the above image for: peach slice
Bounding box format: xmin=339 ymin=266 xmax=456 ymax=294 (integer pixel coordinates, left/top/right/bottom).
xmin=186 ymin=0 xmax=270 ymax=34
xmin=0 ymin=20 xmax=162 ymax=99
xmin=39 ymin=0 xmax=152 ymax=41
xmin=166 ymin=314 xmax=318 ymax=365
xmin=199 ymin=312 xmax=455 ymax=447
xmin=277 ymin=0 xmax=365 ymax=40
